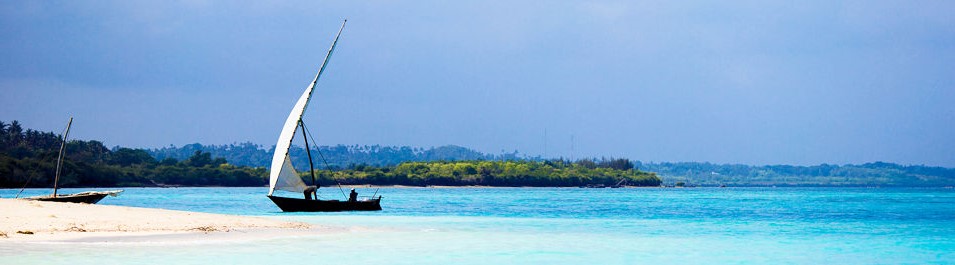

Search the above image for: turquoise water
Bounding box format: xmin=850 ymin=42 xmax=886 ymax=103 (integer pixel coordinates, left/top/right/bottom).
xmin=3 ymin=187 xmax=954 ymax=264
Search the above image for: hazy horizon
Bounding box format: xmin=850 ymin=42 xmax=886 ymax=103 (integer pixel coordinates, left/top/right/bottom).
xmin=2 ymin=1 xmax=954 ymax=167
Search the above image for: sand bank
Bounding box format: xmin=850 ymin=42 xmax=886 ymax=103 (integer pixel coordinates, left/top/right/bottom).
xmin=0 ymin=199 xmax=313 ymax=242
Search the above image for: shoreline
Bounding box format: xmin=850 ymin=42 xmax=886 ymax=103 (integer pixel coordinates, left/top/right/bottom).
xmin=3 ymin=185 xmax=664 ymax=190
xmin=0 ymin=199 xmax=314 ymax=242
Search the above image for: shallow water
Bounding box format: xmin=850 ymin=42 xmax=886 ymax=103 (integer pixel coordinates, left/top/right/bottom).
xmin=3 ymin=187 xmax=954 ymax=264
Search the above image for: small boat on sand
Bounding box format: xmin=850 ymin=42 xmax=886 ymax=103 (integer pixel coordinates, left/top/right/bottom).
xmin=21 ymin=117 xmax=123 ymax=204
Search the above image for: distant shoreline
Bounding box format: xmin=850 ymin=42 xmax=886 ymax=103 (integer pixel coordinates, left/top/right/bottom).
xmin=5 ymin=120 xmax=951 ymax=189
xmin=9 ymin=185 xmax=951 ymax=191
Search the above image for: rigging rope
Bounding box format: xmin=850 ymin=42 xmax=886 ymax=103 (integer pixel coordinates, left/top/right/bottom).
xmin=301 ymin=122 xmax=348 ymax=200
xmin=14 ymin=171 xmax=39 ymax=199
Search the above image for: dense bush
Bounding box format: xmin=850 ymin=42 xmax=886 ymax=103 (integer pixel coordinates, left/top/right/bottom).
xmin=307 ymin=160 xmax=661 ymax=187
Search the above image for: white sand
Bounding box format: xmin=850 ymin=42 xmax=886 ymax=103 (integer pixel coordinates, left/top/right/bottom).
xmin=0 ymin=199 xmax=314 ymax=242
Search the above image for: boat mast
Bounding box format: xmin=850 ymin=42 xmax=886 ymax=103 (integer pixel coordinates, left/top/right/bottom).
xmin=267 ymin=19 xmax=347 ymax=196
xmin=300 ymin=121 xmax=318 ymax=186
xmin=294 ymin=20 xmax=346 ymax=188
xmin=53 ymin=117 xmax=73 ymax=198
xmin=290 ymin=19 xmax=345 ymax=188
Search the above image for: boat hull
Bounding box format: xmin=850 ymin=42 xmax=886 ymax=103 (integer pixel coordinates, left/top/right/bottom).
xmin=268 ymin=195 xmax=382 ymax=212
xmin=25 ymin=192 xmax=113 ymax=204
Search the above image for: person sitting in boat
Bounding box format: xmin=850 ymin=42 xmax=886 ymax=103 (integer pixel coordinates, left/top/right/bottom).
xmin=304 ymin=185 xmax=319 ymax=200
xmin=349 ymin=188 xmax=358 ymax=202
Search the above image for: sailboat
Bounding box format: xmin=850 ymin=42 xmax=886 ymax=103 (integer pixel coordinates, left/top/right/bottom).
xmin=266 ymin=20 xmax=382 ymax=212
xmin=22 ymin=117 xmax=123 ymax=204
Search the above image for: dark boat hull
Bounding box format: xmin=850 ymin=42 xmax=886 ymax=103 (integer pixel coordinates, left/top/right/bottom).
xmin=25 ymin=192 xmax=116 ymax=204
xmin=268 ymin=195 xmax=382 ymax=212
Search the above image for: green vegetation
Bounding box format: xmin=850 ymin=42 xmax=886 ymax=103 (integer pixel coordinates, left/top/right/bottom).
xmin=309 ymin=160 xmax=660 ymax=187
xmin=4 ymin=119 xmax=955 ymax=188
xmin=640 ymin=162 xmax=955 ymax=187
xmin=0 ymin=120 xmax=265 ymax=188
xmin=151 ymin=142 xmax=955 ymax=187
xmin=148 ymin=143 xmax=501 ymax=169
xmin=1 ymin=120 xmax=657 ymax=188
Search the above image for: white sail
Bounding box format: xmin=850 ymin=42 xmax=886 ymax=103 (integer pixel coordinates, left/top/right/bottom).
xmin=269 ymin=20 xmax=347 ymax=196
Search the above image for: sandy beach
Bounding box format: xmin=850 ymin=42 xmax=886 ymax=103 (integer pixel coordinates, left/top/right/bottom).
xmin=0 ymin=199 xmax=313 ymax=242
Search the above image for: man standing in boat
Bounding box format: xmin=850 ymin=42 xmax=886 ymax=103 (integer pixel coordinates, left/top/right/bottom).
xmin=304 ymin=185 xmax=318 ymax=200
xmin=349 ymin=188 xmax=358 ymax=202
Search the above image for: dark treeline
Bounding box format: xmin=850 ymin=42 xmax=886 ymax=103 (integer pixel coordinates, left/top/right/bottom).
xmin=147 ymin=143 xmax=508 ymax=169
xmin=639 ymin=161 xmax=955 ymax=187
xmin=150 ymin=142 xmax=955 ymax=187
xmin=310 ymin=160 xmax=660 ymax=187
xmin=147 ymin=143 xmax=658 ymax=186
xmin=0 ymin=120 xmax=265 ymax=188
xmin=1 ymin=120 xmax=656 ymax=188
xmin=5 ymin=120 xmax=955 ymax=187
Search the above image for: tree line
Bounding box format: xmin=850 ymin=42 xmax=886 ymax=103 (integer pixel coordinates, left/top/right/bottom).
xmin=147 ymin=143 xmax=503 ymax=169
xmin=0 ymin=120 xmax=265 ymax=188
xmin=4 ymin=119 xmax=954 ymax=188
xmin=150 ymin=142 xmax=955 ymax=187
xmin=309 ymin=160 xmax=660 ymax=187
xmin=1 ymin=120 xmax=657 ymax=188
xmin=639 ymin=161 xmax=955 ymax=187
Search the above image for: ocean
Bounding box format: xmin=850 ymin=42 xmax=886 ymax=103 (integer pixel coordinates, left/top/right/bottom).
xmin=3 ymin=187 xmax=954 ymax=264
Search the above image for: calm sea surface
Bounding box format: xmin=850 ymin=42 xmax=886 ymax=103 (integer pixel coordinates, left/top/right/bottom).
xmin=3 ymin=187 xmax=954 ymax=264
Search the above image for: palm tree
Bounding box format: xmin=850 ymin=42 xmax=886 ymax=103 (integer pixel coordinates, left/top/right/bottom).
xmin=0 ymin=120 xmax=7 ymax=147
xmin=7 ymin=120 xmax=23 ymax=145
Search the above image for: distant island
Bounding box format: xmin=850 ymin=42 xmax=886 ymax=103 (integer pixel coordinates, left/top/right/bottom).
xmin=146 ymin=141 xmax=955 ymax=187
xmin=639 ymin=161 xmax=955 ymax=187
xmin=0 ymin=120 xmax=658 ymax=188
xmin=2 ymin=119 xmax=954 ymax=188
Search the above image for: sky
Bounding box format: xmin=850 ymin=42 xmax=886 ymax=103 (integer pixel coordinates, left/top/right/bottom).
xmin=1 ymin=1 xmax=954 ymax=167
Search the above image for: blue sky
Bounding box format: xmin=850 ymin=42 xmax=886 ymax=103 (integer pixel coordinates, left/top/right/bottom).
xmin=2 ymin=1 xmax=954 ymax=166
